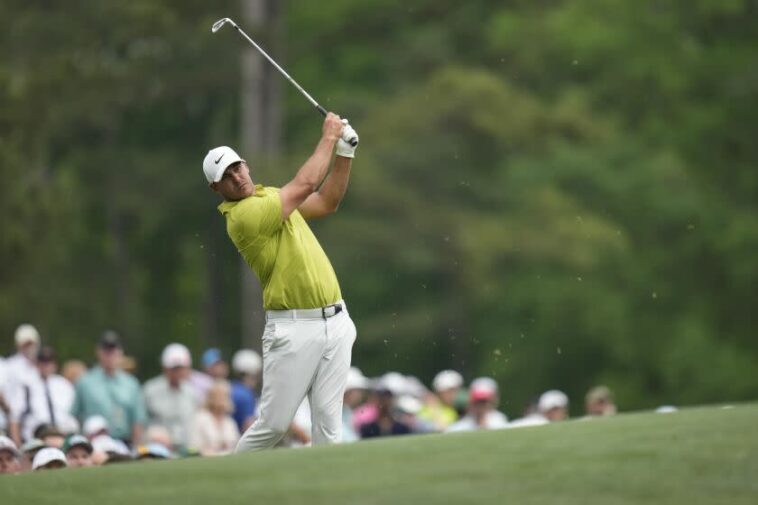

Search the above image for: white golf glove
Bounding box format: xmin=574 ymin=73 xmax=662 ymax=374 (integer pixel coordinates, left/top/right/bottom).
xmin=336 ymin=119 xmax=359 ymax=158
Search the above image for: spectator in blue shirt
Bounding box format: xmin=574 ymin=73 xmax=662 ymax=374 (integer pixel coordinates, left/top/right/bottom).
xmin=229 ymin=350 xmax=261 ymax=432
xmin=71 ymin=331 xmax=146 ymax=445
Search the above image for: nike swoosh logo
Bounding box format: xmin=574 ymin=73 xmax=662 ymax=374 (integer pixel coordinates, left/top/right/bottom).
xmin=215 ymin=153 xmax=225 ymax=164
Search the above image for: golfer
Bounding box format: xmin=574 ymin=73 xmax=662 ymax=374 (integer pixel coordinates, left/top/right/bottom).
xmin=203 ymin=113 xmax=359 ymax=451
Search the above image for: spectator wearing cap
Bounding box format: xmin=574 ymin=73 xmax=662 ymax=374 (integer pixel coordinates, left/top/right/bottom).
xmin=342 ymin=367 xmax=369 ymax=443
xmin=82 ymin=415 xmax=131 ymax=465
xmin=32 ymin=447 xmax=67 ymax=471
xmin=7 ymin=346 xmax=78 ymax=445
xmin=34 ymin=424 xmax=66 ymax=449
xmin=72 ymin=331 xmax=147 ymax=445
xmin=419 ymin=370 xmax=463 ymax=431
xmin=63 ymin=434 xmax=94 ymax=468
xmin=189 ymin=348 xmax=231 ymax=405
xmin=539 ymin=389 xmax=569 ymax=422
xmin=230 ymin=349 xmax=261 ymax=432
xmin=189 ymin=381 xmax=240 ymax=456
xmin=143 ymin=343 xmax=198 ymax=453
xmin=585 ymin=386 xmax=617 ymax=417
xmin=446 ymin=377 xmax=508 ymax=432
xmin=359 ymin=374 xmax=412 ymax=439
xmin=2 ymin=325 xmax=41 ymax=432
xmin=0 ymin=435 xmax=22 ymax=474
xmin=19 ymin=438 xmax=45 ymax=472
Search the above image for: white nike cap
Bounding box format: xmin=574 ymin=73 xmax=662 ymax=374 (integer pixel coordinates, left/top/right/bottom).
xmin=203 ymin=146 xmax=244 ymax=183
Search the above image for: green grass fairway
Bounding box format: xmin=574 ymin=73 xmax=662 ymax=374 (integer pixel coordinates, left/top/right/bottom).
xmin=3 ymin=404 xmax=757 ymax=505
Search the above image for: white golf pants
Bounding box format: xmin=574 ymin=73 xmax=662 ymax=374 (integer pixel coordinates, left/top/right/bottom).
xmin=235 ymin=302 xmax=356 ymax=452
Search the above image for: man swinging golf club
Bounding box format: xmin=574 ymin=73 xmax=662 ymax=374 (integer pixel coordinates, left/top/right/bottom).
xmin=203 ymin=113 xmax=358 ymax=452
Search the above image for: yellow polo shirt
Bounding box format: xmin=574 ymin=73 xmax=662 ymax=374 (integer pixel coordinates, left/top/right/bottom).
xmin=218 ymin=185 xmax=342 ymax=310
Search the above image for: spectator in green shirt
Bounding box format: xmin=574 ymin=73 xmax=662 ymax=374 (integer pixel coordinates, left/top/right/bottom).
xmin=71 ymin=331 xmax=146 ymax=445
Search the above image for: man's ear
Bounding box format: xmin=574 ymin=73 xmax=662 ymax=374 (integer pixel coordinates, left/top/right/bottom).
xmin=209 ymin=182 xmax=218 ymax=193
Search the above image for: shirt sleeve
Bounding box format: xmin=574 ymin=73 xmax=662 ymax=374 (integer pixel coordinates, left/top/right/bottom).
xmin=228 ymin=188 xmax=283 ymax=246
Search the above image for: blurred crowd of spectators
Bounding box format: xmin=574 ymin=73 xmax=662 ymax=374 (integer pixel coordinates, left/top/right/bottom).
xmin=0 ymin=323 xmax=617 ymax=475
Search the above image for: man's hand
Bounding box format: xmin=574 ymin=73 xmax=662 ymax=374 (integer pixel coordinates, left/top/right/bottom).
xmin=322 ymin=112 xmax=344 ymax=141
xmin=336 ymin=120 xmax=359 ymax=158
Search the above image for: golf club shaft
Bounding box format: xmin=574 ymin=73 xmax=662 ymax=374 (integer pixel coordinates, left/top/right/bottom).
xmin=231 ymin=24 xmax=327 ymax=117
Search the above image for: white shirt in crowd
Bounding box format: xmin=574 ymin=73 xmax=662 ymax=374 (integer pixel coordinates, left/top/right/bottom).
xmin=143 ymin=376 xmax=198 ymax=450
xmin=0 ymin=357 xmax=7 ymax=431
xmin=506 ymin=413 xmax=549 ymax=429
xmin=189 ymin=409 xmax=240 ymax=456
xmin=446 ymin=410 xmax=509 ymax=432
xmin=7 ymin=372 xmax=78 ymax=440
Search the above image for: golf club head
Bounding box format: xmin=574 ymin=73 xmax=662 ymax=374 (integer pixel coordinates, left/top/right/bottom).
xmin=211 ymin=18 xmax=235 ymax=33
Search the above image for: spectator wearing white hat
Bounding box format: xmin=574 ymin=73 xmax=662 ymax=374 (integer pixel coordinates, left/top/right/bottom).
xmin=342 ymin=367 xmax=369 ymax=443
xmin=83 ymin=415 xmax=130 ymax=465
xmin=63 ymin=434 xmax=94 ymax=468
xmin=230 ymin=349 xmax=262 ymax=432
xmin=446 ymin=377 xmax=508 ymax=432
xmin=71 ymin=331 xmax=147 ymax=445
xmin=539 ymin=389 xmax=569 ymax=422
xmin=32 ymin=447 xmax=67 ymax=471
xmin=7 ymin=346 xmax=79 ymax=445
xmin=189 ymin=381 xmax=240 ymax=456
xmin=419 ymin=370 xmax=463 ymax=431
xmin=2 ymin=325 xmax=41 ymax=432
xmin=0 ymin=435 xmax=22 ymax=474
xmin=143 ymin=343 xmax=198 ymax=453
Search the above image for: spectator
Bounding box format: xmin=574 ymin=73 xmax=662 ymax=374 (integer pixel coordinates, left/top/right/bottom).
xmin=585 ymin=386 xmax=617 ymax=417
xmin=539 ymin=390 xmax=569 ymax=422
xmin=0 ymin=435 xmax=21 ymax=474
xmin=32 ymin=447 xmax=67 ymax=471
xmin=143 ymin=343 xmax=197 ymax=453
xmin=19 ymin=438 xmax=45 ymax=472
xmin=0 ymin=356 xmax=8 ymax=435
xmin=61 ymin=360 xmax=87 ymax=385
xmin=359 ymin=377 xmax=411 ymax=439
xmin=143 ymin=425 xmax=173 ymax=452
xmin=34 ymin=424 xmax=66 ymax=449
xmin=7 ymin=346 xmax=78 ymax=444
xmin=230 ymin=349 xmax=261 ymax=432
xmin=72 ymin=331 xmax=146 ymax=445
xmin=63 ymin=434 xmax=94 ymax=468
xmin=342 ymin=367 xmax=369 ymax=443
xmin=419 ymin=370 xmax=463 ymax=431
xmin=83 ymin=415 xmax=130 ymax=465
xmin=189 ymin=381 xmax=240 ymax=456
xmin=2 ymin=324 xmax=41 ymax=432
xmin=447 ymin=378 xmax=508 ymax=432
xmin=4 ymin=324 xmax=40 ymax=387
xmin=135 ymin=443 xmax=172 ymax=460
xmin=188 ymin=348 xmax=230 ymax=405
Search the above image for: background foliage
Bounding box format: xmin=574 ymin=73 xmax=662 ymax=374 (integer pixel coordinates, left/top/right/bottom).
xmin=2 ymin=0 xmax=756 ymax=415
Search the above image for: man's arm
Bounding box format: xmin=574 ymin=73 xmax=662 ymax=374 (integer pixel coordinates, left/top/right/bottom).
xmin=298 ymin=156 xmax=353 ymax=219
xmin=279 ymin=113 xmax=343 ymax=220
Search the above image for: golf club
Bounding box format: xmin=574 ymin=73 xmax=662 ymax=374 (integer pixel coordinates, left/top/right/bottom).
xmin=212 ymin=17 xmax=358 ymax=147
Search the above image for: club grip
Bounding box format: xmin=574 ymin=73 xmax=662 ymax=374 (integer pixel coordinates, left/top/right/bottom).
xmin=316 ymin=105 xmax=328 ymax=117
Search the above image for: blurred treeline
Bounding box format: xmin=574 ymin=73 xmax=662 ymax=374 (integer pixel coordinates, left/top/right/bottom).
xmin=1 ymin=0 xmax=756 ymax=415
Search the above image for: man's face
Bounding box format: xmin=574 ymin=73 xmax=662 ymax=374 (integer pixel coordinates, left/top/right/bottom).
xmin=211 ymin=162 xmax=255 ymax=201
xmin=165 ymin=366 xmax=188 ymax=386
xmin=38 ymin=360 xmax=57 ymax=379
xmin=19 ymin=341 xmax=39 ymax=359
xmin=470 ymin=399 xmax=493 ymax=418
xmin=438 ymin=388 xmax=458 ymax=407
xmin=206 ymin=361 xmax=229 ymax=380
xmin=66 ymin=447 xmax=93 ymax=468
xmin=0 ymin=451 xmax=20 ymax=474
xmin=344 ymin=388 xmax=365 ymax=409
xmin=97 ymin=346 xmax=123 ymax=371
xmin=546 ymin=406 xmax=568 ymax=421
